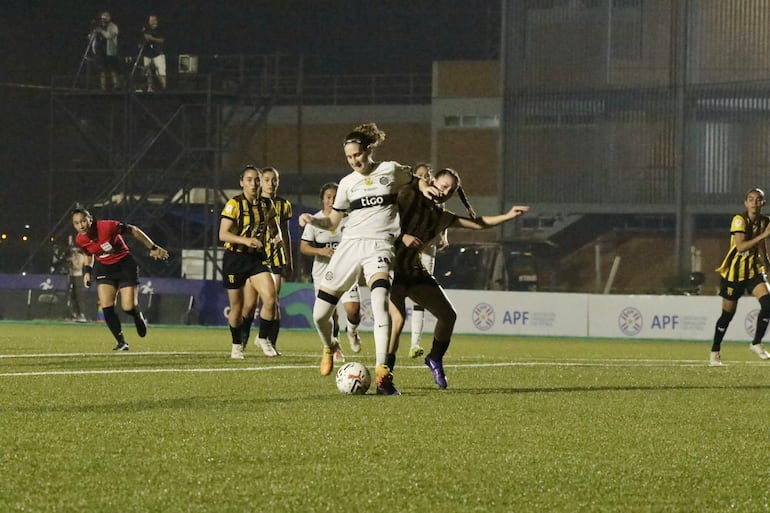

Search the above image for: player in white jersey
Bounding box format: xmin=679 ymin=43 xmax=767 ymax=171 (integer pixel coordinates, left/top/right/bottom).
xmin=298 ymin=122 xmax=438 ymax=395
xmin=299 ymin=182 xmax=362 ymax=359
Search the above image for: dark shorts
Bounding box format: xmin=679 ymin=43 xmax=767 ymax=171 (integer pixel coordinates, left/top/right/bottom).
xmin=93 ymin=254 xmax=139 ymax=289
xmin=95 ymin=55 xmax=120 ymax=73
xmin=222 ymin=250 xmax=271 ymax=289
xmin=392 ymin=271 xmax=439 ymax=292
xmin=719 ymin=274 xmax=768 ymax=300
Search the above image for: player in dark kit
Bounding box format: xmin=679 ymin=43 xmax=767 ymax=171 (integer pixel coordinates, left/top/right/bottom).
xmin=71 ymin=207 xmax=169 ymax=351
xmin=386 ymin=168 xmax=528 ymax=389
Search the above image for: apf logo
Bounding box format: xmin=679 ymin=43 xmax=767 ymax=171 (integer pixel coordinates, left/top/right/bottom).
xmin=472 ymin=303 xmax=495 ymax=331
xmin=744 ymin=309 xmax=759 ymax=337
xmin=618 ymin=306 xmax=643 ymax=336
xmin=359 ymin=299 xmax=374 ymax=329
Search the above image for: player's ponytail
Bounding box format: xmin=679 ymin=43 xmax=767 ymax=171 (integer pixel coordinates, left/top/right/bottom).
xmin=456 ymin=186 xmax=479 ymax=220
xmin=435 ymin=168 xmax=479 ymax=220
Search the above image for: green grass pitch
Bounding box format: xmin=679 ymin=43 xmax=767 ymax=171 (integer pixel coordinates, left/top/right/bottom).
xmin=0 ymin=321 xmax=768 ymax=513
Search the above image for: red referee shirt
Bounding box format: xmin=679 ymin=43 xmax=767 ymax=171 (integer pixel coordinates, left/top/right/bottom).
xmin=75 ymin=220 xmax=130 ymax=265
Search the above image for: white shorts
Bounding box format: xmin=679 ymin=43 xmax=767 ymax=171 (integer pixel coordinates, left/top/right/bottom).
xmin=420 ymin=252 xmax=436 ymax=275
xmin=314 ymin=282 xmax=360 ymax=304
xmin=143 ymin=54 xmax=167 ymax=76
xmin=321 ymin=239 xmax=393 ymax=295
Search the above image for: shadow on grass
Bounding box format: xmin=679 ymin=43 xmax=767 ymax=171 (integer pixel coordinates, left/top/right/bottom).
xmin=6 ymin=383 xmax=770 ymax=414
xmin=0 ymin=392 xmax=364 ymax=414
xmin=427 ymin=383 xmax=770 ymax=395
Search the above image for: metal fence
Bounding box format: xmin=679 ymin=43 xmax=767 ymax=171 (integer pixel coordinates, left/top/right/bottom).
xmin=502 ymin=0 xmax=770 ymax=216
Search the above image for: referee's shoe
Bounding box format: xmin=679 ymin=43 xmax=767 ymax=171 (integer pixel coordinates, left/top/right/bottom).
xmin=134 ymin=311 xmax=148 ymax=338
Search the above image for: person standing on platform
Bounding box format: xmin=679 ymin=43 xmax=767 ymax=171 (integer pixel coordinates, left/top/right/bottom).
xmin=142 ymin=14 xmax=166 ymax=91
xmin=91 ymin=11 xmax=120 ymax=90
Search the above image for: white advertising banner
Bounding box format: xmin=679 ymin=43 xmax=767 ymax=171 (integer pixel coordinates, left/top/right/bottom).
xmin=358 ymin=287 xmax=762 ymax=341
xmin=587 ymin=294 xmax=761 ymax=342
xmin=444 ymin=290 xmax=589 ymax=336
xmin=358 ymin=288 xmax=589 ymax=337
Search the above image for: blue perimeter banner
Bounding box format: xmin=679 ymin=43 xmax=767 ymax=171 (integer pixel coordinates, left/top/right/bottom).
xmin=0 ymin=273 xmax=317 ymax=328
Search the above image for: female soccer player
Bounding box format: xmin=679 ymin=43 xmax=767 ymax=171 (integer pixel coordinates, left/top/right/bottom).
xmin=71 ymin=206 xmax=169 ymax=351
xmin=298 ymin=122 xmax=438 ymax=395
xmin=387 ymin=168 xmax=529 ymax=388
xmin=259 ymin=167 xmax=293 ymax=354
xmin=710 ymin=187 xmax=770 ymax=366
xmin=299 ymin=182 xmax=362 ymax=361
xmin=407 ymin=162 xmax=449 ymax=359
xmin=219 ymin=165 xmax=282 ymax=360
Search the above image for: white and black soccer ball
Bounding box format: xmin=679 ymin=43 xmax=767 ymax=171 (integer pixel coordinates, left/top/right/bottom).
xmin=335 ymin=362 xmax=371 ymax=395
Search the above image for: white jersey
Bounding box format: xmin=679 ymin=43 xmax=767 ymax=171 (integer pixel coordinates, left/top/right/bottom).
xmin=301 ymin=211 xmax=347 ymax=284
xmin=333 ymin=161 xmax=413 ymax=241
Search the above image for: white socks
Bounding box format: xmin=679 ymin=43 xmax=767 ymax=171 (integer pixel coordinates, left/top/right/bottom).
xmin=369 ymin=286 xmax=391 ymax=366
xmin=312 ymin=298 xmax=336 ymax=347
xmin=411 ymin=308 xmax=424 ymax=348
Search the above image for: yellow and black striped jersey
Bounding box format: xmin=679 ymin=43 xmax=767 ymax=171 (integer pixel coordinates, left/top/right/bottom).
xmin=265 ymin=196 xmax=293 ymax=268
xmin=220 ymin=194 xmax=277 ymax=253
xmin=716 ymin=212 xmax=770 ymax=282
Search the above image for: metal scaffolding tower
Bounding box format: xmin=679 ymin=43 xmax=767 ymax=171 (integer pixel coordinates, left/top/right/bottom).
xmin=38 ymin=53 xmax=297 ymax=278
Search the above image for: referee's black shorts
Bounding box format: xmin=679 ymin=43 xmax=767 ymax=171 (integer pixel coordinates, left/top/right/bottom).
xmin=93 ymin=254 xmax=139 ymax=289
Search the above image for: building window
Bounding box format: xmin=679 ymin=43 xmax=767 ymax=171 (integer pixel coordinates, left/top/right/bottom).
xmin=443 ymin=115 xmax=500 ymax=128
xmin=445 ymin=115 xmax=462 ymax=127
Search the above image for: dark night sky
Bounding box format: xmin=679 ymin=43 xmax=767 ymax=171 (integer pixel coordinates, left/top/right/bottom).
xmin=0 ymin=0 xmax=500 ymax=233
xmin=2 ymin=0 xmax=500 ymax=78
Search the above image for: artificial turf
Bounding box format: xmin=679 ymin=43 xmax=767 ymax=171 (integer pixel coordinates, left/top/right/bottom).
xmin=0 ymin=322 xmax=767 ymax=513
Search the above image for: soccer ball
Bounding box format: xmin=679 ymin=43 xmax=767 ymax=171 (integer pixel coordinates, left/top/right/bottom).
xmin=335 ymin=362 xmax=371 ymax=395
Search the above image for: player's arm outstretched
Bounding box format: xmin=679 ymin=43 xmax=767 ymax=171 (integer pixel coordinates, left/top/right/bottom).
xmin=453 ymin=205 xmax=529 ymax=230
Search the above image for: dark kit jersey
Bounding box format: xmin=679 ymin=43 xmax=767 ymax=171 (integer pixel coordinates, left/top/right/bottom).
xmin=394 ymin=182 xmax=457 ymax=278
xmin=143 ymin=27 xmax=164 ymax=57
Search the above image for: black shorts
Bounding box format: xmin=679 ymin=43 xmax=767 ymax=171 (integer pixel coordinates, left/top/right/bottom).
xmin=392 ymin=270 xmax=438 ymax=290
xmin=95 ymin=55 xmax=119 ymax=73
xmin=93 ymin=254 xmax=139 ymax=289
xmin=719 ymin=274 xmax=769 ymax=300
xmin=222 ymin=250 xmax=271 ymax=289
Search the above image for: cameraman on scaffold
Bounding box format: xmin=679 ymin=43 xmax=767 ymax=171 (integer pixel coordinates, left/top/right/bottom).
xmin=141 ymin=14 xmax=166 ymax=92
xmin=91 ymin=11 xmax=120 ymax=90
